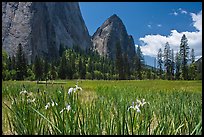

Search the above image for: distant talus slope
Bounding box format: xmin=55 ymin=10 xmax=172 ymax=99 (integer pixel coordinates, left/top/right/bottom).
xmin=2 ymin=2 xmax=91 ymax=62
xmin=92 ymin=14 xmax=136 ymax=60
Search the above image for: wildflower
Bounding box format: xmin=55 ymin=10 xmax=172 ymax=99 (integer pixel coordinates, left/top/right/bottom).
xmin=75 ymin=85 xmax=82 ymax=91
xmin=68 ymin=87 xmax=74 ymax=95
xmin=52 ymin=101 xmax=55 ymax=106
xmin=51 ymin=100 xmax=58 ymax=106
xmin=65 ymin=104 xmax=71 ymax=111
xmin=60 ymin=104 xmax=71 ymax=113
xmin=128 ymin=102 xmax=141 ymax=113
xmin=141 ymin=98 xmax=147 ymax=107
xmin=20 ymin=90 xmax=27 ymax=95
xmin=135 ymin=105 xmax=141 ymax=113
xmin=45 ymin=102 xmax=50 ymax=109
xmin=128 ymin=98 xmax=148 ymax=113
xmin=68 ymin=84 xmax=82 ymax=95
xmin=27 ymin=98 xmax=36 ymax=103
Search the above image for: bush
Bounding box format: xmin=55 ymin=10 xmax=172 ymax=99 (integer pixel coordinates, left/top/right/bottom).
xmin=94 ymin=70 xmax=103 ymax=80
xmin=85 ymin=72 xmax=92 ymax=79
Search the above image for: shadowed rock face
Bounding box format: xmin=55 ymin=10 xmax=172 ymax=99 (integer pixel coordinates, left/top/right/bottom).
xmin=2 ymin=2 xmax=91 ymax=63
xmin=92 ymin=14 xmax=136 ymax=60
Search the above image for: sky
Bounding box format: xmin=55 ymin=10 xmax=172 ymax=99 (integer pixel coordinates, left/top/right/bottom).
xmin=79 ymin=2 xmax=202 ymax=67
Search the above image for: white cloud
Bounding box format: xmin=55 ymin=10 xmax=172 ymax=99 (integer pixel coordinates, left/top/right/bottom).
xmin=190 ymin=10 xmax=202 ymax=31
xmin=172 ymin=11 xmax=178 ymax=16
xmin=178 ymin=8 xmax=188 ymax=14
xmin=147 ymin=24 xmax=151 ymax=28
xmin=157 ymin=24 xmax=162 ymax=27
xmin=140 ymin=10 xmax=202 ymax=60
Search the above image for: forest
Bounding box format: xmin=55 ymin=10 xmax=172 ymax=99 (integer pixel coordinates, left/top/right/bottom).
xmin=2 ymin=34 xmax=202 ymax=81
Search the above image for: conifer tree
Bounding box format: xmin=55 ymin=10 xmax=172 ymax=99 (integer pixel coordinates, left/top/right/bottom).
xmin=16 ymin=43 xmax=27 ymax=80
xmin=180 ymin=34 xmax=190 ymax=80
xmin=157 ymin=48 xmax=163 ymax=79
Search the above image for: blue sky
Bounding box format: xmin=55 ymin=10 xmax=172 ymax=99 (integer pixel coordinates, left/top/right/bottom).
xmin=79 ymin=2 xmax=202 ymax=67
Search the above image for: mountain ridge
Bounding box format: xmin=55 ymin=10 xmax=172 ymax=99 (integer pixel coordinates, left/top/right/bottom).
xmin=92 ymin=14 xmax=136 ymax=61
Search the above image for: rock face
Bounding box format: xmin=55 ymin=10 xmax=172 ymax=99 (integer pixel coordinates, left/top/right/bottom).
xmin=92 ymin=14 xmax=136 ymax=60
xmin=2 ymin=2 xmax=91 ymax=62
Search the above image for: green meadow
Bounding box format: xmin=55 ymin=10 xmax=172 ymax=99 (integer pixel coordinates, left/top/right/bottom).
xmin=2 ymin=80 xmax=202 ymax=135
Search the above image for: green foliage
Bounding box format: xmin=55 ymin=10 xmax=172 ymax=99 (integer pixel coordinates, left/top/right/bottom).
xmin=16 ymin=43 xmax=28 ymax=80
xmin=115 ymin=42 xmax=125 ymax=80
xmin=34 ymin=56 xmax=43 ymax=80
xmin=180 ymin=34 xmax=190 ymax=80
xmin=163 ymin=42 xmax=172 ymax=80
xmin=157 ymin=48 xmax=163 ymax=79
xmin=2 ymin=80 xmax=202 ymax=135
xmin=3 ymin=35 xmax=199 ymax=81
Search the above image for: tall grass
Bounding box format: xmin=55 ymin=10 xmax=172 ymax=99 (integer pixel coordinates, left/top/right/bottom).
xmin=2 ymin=80 xmax=202 ymax=135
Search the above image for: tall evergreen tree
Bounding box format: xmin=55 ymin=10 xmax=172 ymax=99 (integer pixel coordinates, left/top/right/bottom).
xmin=136 ymin=45 xmax=144 ymax=80
xmin=157 ymin=48 xmax=163 ymax=79
xmin=81 ymin=57 xmax=87 ymax=79
xmin=34 ymin=55 xmax=43 ymax=81
xmin=123 ymin=52 xmax=130 ymax=79
xmin=175 ymin=51 xmax=181 ymax=80
xmin=163 ymin=42 xmax=171 ymax=80
xmin=11 ymin=55 xmax=16 ymax=70
xmin=58 ymin=52 xmax=67 ymax=79
xmin=170 ymin=49 xmax=175 ymax=80
xmin=189 ymin=48 xmax=196 ymax=80
xmin=190 ymin=48 xmax=195 ymax=63
xmin=16 ymin=43 xmax=27 ymax=80
xmin=115 ymin=42 xmax=125 ymax=80
xmin=49 ymin=62 xmax=58 ymax=80
xmin=180 ymin=34 xmax=190 ymax=80
xmin=43 ymin=59 xmax=49 ymax=80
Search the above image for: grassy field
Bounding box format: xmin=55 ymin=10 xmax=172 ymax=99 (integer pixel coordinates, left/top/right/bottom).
xmin=2 ymin=80 xmax=202 ymax=135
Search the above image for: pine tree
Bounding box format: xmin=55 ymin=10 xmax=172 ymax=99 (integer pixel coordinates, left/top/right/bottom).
xmin=170 ymin=49 xmax=175 ymax=80
xmin=49 ymin=62 xmax=58 ymax=80
xmin=81 ymin=57 xmax=86 ymax=79
xmin=16 ymin=43 xmax=27 ymax=80
xmin=189 ymin=48 xmax=196 ymax=80
xmin=175 ymin=51 xmax=181 ymax=80
xmin=43 ymin=59 xmax=49 ymax=80
xmin=136 ymin=45 xmax=144 ymax=80
xmin=11 ymin=55 xmax=16 ymax=70
xmin=190 ymin=48 xmax=195 ymax=63
xmin=115 ymin=42 xmax=124 ymax=80
xmin=157 ymin=48 xmax=163 ymax=79
xmin=34 ymin=55 xmax=43 ymax=81
xmin=58 ymin=52 xmax=67 ymax=79
xmin=163 ymin=42 xmax=171 ymax=80
xmin=180 ymin=34 xmax=190 ymax=80
xmin=123 ymin=53 xmax=130 ymax=79
xmin=78 ymin=57 xmax=84 ymax=79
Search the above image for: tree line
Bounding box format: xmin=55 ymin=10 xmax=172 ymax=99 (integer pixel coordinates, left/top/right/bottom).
xmin=2 ymin=43 xmax=145 ymax=81
xmin=2 ymin=34 xmax=202 ymax=81
xmin=157 ymin=34 xmax=202 ymax=80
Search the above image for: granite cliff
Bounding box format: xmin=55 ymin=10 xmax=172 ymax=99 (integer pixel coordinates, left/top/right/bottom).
xmin=92 ymin=14 xmax=136 ymax=60
xmin=2 ymin=2 xmax=91 ymax=62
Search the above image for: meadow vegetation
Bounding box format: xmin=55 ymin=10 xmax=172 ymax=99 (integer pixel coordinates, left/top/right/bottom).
xmin=2 ymin=80 xmax=202 ymax=135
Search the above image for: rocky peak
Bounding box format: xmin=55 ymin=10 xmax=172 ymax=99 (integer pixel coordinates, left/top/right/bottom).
xmin=2 ymin=2 xmax=91 ymax=63
xmin=92 ymin=14 xmax=136 ymax=60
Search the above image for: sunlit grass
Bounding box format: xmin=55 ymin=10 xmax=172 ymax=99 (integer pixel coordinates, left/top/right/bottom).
xmin=2 ymin=80 xmax=202 ymax=135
